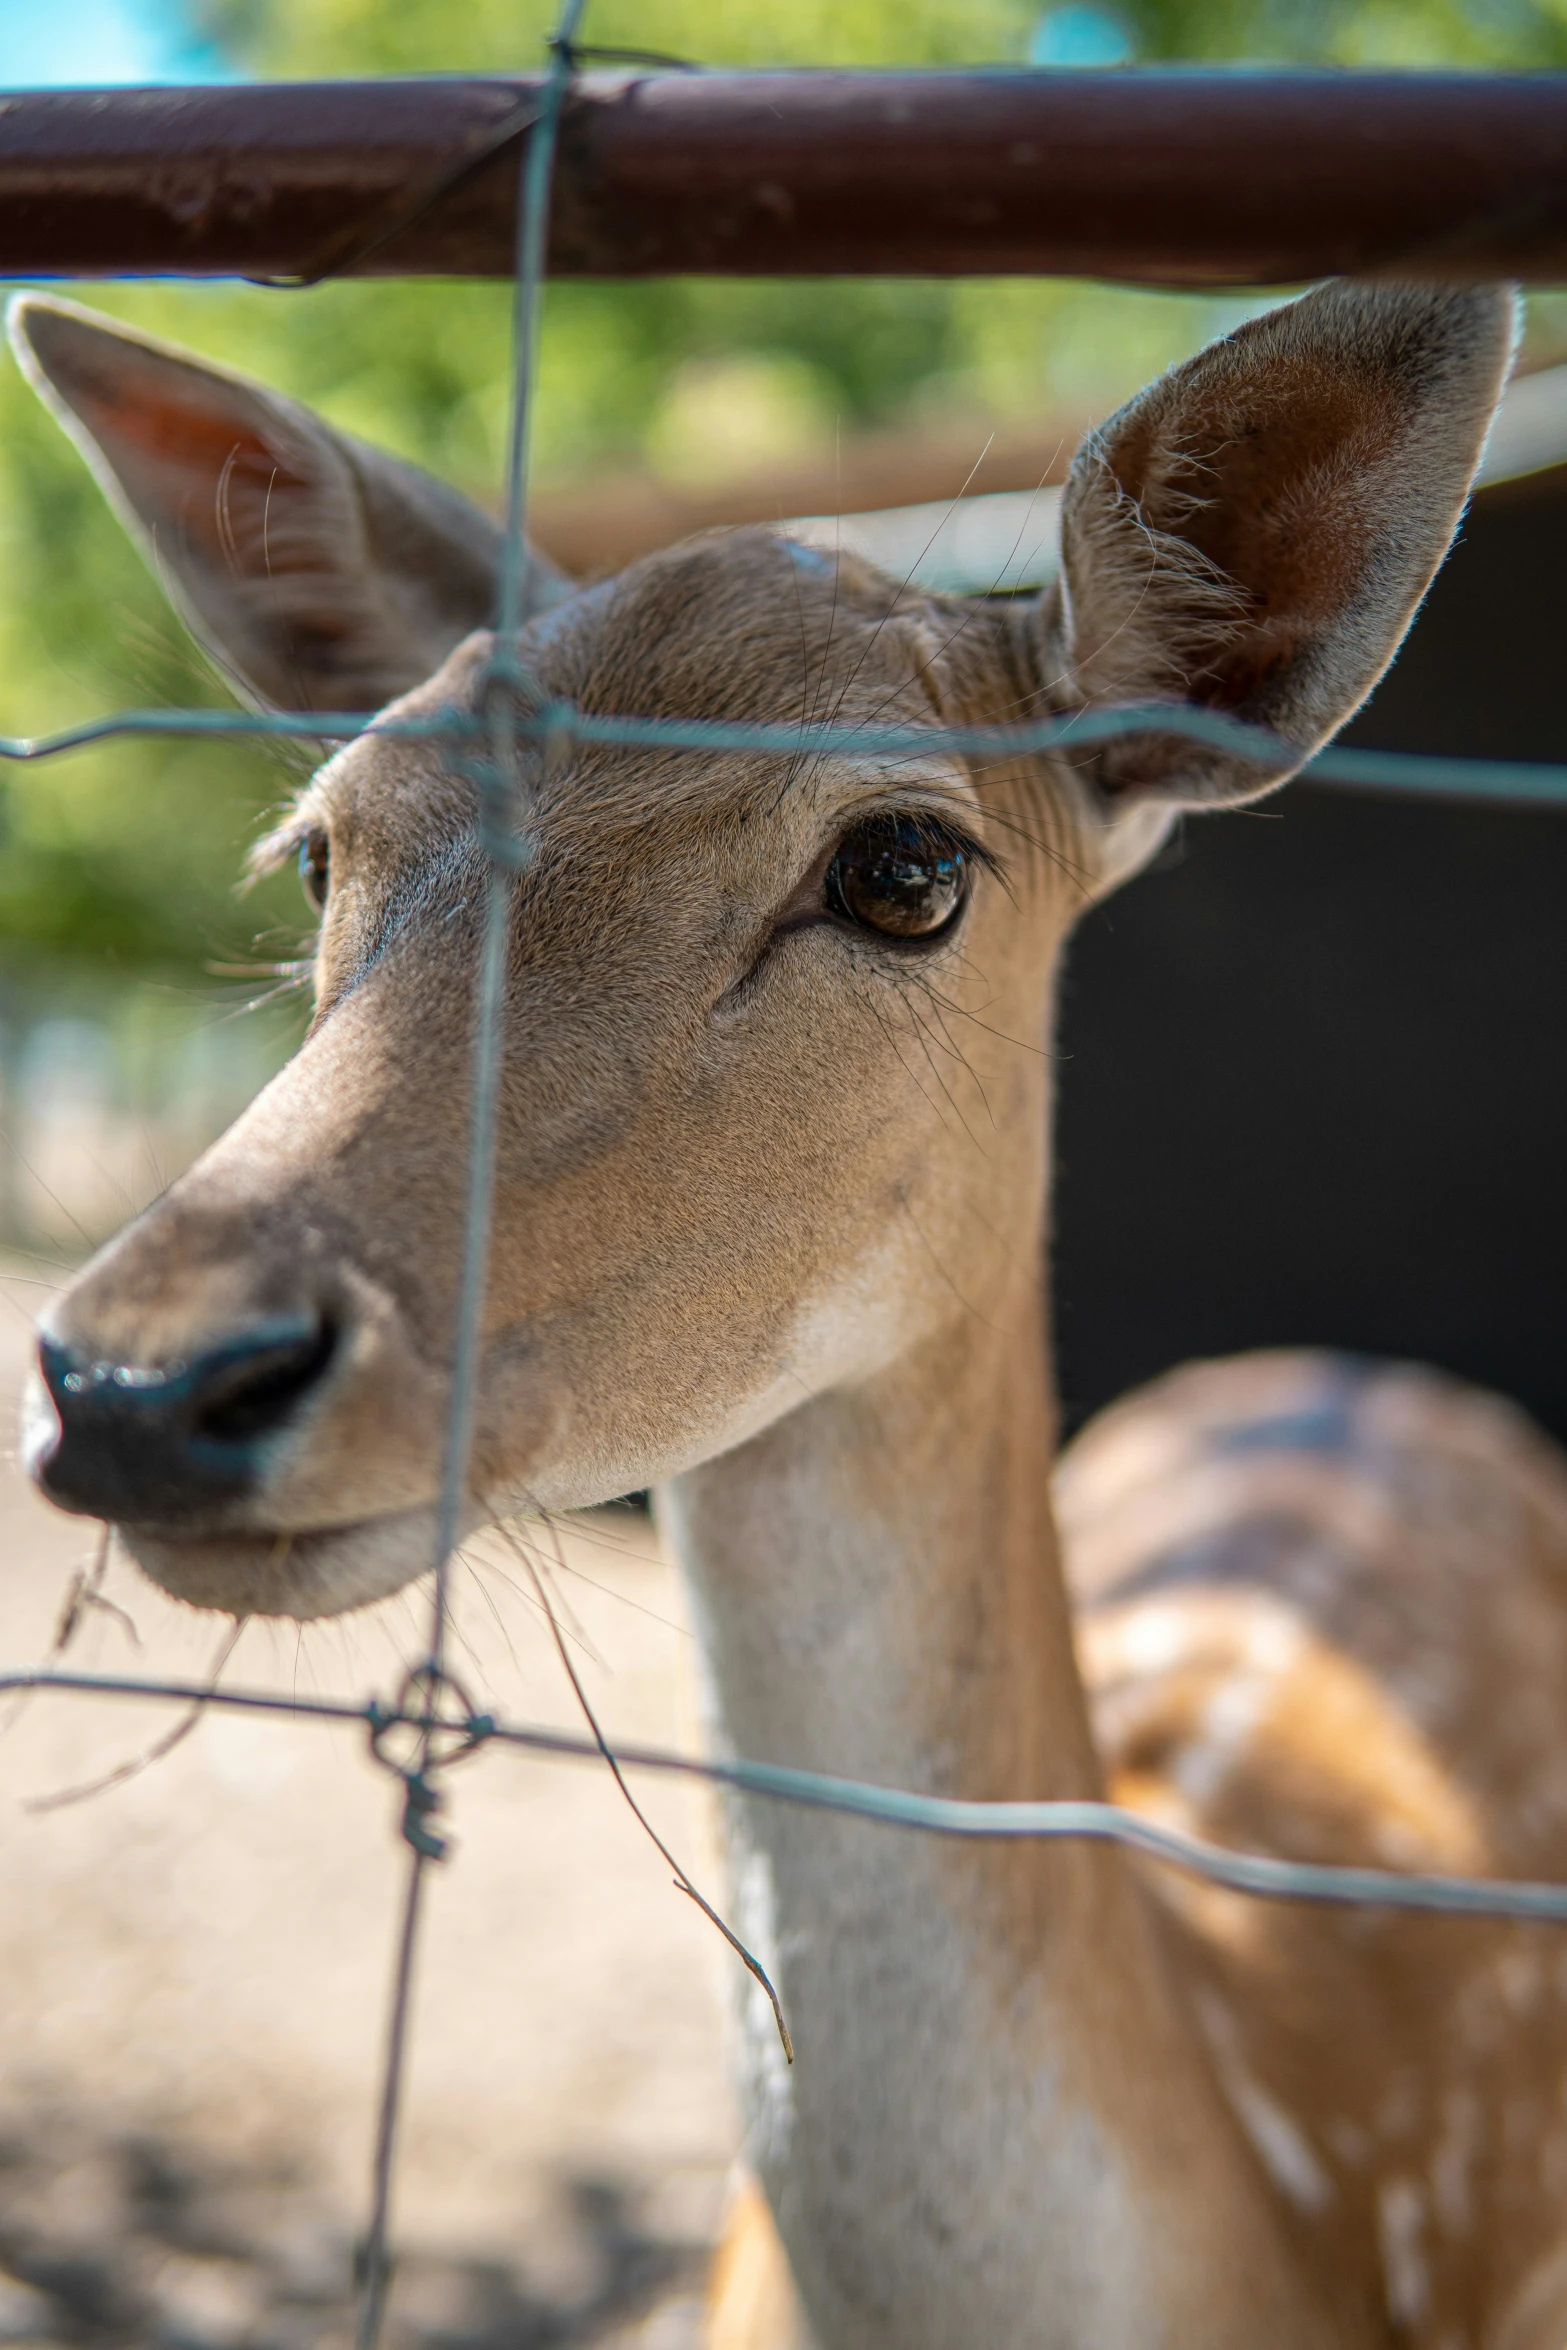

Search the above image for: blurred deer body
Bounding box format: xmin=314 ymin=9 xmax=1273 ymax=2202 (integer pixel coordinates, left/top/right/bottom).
xmin=13 ymin=282 xmax=1566 ymax=2349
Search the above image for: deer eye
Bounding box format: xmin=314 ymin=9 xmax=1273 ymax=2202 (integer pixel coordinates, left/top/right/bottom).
xmin=298 ymin=829 xmax=330 ymax=913
xmin=825 ymin=816 xmax=971 ymax=941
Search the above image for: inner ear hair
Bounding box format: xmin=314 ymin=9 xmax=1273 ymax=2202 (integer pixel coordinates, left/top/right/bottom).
xmin=1052 ymin=279 xmax=1519 ymax=809
xmin=7 ymin=292 xmax=573 ymax=717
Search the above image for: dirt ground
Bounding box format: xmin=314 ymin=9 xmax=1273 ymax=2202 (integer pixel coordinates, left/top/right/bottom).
xmin=0 ymin=1255 xmax=740 ymax=2350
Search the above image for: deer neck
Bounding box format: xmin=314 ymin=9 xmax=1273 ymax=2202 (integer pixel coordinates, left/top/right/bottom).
xmin=662 ymin=1253 xmax=1351 ymax=2350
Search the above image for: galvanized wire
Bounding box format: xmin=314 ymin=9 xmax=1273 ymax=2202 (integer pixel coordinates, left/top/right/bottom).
xmin=350 ymin=11 xmax=589 ymax=2344
xmin=3 ymin=698 xmax=1567 ymax=808
xmin=12 ymin=1667 xmax=1567 ymax=1927
xmin=353 ymin=1841 xmax=428 ymax=2350
xmin=429 ymin=0 xmax=587 ymax=1671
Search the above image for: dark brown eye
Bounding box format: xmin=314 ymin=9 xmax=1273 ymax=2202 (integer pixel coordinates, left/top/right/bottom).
xmin=298 ymin=829 xmax=330 ymax=913
xmin=825 ymin=816 xmax=970 ymax=940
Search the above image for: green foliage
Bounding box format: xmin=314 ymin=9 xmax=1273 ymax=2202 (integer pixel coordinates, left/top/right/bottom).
xmin=0 ymin=317 xmax=300 ymax=984
xmin=3 ymin=0 xmax=1564 ymax=991
xmin=205 ymin=0 xmax=1035 ymax=74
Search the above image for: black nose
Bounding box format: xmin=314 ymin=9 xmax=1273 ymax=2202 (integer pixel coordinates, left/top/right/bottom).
xmin=34 ymin=1318 xmax=336 ymax=1523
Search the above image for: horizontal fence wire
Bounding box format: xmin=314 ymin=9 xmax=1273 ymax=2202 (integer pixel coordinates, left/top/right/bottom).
xmin=11 ymin=1667 xmax=1567 ymax=1926
xmin=2 ymin=698 xmax=1567 ymax=807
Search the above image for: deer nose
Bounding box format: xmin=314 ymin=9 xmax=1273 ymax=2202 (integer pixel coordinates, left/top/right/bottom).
xmin=32 ymin=1318 xmax=336 ymax=1523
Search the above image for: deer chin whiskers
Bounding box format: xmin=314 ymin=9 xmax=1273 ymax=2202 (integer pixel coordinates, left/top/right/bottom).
xmin=119 ymin=1506 xmax=442 ymax=1622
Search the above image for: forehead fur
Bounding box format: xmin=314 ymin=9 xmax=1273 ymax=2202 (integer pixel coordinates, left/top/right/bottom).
xmin=517 ymin=527 xmax=955 ymax=727
xmin=306 ymin=525 xmax=1032 ymax=870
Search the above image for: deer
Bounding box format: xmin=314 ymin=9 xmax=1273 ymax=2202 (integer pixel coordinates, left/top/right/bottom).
xmin=12 ymin=275 xmax=1567 ymax=2350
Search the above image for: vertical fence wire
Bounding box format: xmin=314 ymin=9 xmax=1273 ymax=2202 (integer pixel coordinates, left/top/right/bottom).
xmin=353 ymin=1853 xmax=430 ymax=2350
xmin=354 ymin=12 xmax=587 ymax=2342
xmin=431 ymin=0 xmax=586 ymax=1671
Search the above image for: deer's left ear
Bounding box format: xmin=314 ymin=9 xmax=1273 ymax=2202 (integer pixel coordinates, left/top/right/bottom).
xmin=1045 ymin=279 xmax=1518 ymax=810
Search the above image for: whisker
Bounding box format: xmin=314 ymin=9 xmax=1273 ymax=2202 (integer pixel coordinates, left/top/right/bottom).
xmin=485 ymin=1522 xmax=608 ymax=1669
xmin=462 ymin=1553 xmax=525 ymax=1678
xmin=548 ymin=1552 xmax=692 ymax=1643
xmin=24 ymin=1612 xmax=245 ymax=1814
xmin=819 ymin=434 xmax=999 ymax=732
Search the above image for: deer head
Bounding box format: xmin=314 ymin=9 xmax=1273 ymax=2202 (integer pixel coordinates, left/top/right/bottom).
xmin=12 ymin=282 xmax=1514 ymax=1621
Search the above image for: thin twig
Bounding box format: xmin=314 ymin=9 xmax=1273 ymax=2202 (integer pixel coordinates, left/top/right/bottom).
xmin=497 ymin=1509 xmax=793 ymax=2063
xmin=0 ymin=1525 xmax=131 ymax=1752
xmin=23 ymin=1612 xmax=243 ymax=1814
xmin=51 ymin=1524 xmax=140 ymax=1653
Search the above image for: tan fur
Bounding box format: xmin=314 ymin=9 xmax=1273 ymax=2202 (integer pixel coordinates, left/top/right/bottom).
xmin=11 ymin=281 xmax=1548 ymax=2348
xmin=708 ymin=2177 xmax=815 ymax=2350
xmin=1062 ymin=1351 xmax=1567 ymax=2350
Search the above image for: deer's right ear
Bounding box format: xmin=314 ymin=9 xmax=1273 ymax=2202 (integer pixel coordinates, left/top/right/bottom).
xmin=7 ymin=293 xmax=574 ymax=714
xmin=1046 ymin=279 xmax=1517 ymax=815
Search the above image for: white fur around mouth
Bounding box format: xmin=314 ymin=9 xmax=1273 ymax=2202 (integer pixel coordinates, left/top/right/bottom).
xmin=117 ymin=1506 xmax=441 ymax=1621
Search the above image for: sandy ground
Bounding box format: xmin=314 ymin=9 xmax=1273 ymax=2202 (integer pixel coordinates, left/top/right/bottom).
xmin=0 ymin=1255 xmax=740 ymax=2349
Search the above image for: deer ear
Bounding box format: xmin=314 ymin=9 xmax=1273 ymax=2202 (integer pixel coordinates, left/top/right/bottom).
xmin=1049 ymin=280 xmax=1518 ymax=809
xmin=7 ymin=292 xmax=573 ymax=715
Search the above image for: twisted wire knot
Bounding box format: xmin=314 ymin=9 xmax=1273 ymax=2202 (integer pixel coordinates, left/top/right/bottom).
xmin=368 ymin=1664 xmax=494 ymax=1860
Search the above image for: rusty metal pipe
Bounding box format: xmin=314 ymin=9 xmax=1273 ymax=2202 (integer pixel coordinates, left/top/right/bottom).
xmin=2 ymin=70 xmax=1567 ymax=284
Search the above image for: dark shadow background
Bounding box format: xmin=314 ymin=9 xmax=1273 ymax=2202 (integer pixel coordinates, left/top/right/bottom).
xmin=1052 ymin=466 xmax=1567 ymax=1439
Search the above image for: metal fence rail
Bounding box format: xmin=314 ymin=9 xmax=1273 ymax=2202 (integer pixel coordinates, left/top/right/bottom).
xmin=4 ymin=69 xmax=1567 ymax=282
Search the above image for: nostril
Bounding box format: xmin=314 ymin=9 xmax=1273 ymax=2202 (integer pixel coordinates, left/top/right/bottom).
xmin=33 ymin=1315 xmax=338 ymax=1524
xmin=192 ymin=1321 xmax=337 ymax=1443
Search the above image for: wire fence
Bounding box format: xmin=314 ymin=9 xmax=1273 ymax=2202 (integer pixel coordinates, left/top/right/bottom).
xmin=11 ymin=697 xmax=1567 ymax=808
xmin=6 ymin=7 xmax=1567 ymax=2346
